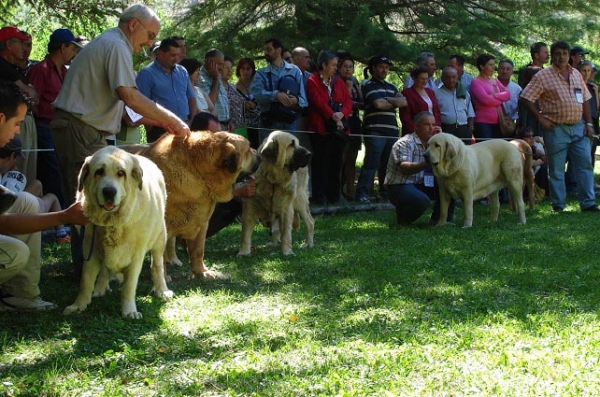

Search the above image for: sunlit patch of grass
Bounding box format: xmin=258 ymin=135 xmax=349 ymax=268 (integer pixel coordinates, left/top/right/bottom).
xmin=4 ymin=197 xmax=600 ymax=395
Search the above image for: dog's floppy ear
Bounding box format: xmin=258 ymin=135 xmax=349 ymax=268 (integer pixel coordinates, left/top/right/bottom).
xmin=445 ymin=139 xmax=457 ymax=161
xmin=289 ymin=146 xmax=312 ymax=171
xmin=130 ymin=155 xmax=144 ymax=191
xmin=260 ymin=138 xmax=279 ymax=163
xmin=222 ymin=142 xmax=240 ymax=173
xmin=77 ymin=157 xmax=91 ymax=192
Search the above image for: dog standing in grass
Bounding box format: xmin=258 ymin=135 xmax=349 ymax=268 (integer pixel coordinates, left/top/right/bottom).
xmin=64 ymin=146 xmax=173 ymax=319
xmin=425 ymin=132 xmax=526 ymax=227
xmin=238 ymin=130 xmax=314 ymax=256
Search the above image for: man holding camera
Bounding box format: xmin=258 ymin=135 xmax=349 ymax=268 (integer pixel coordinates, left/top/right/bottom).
xmin=250 ymin=38 xmax=307 ymax=143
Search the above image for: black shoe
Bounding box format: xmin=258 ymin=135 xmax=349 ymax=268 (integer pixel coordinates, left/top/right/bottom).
xmin=552 ymin=205 xmax=564 ymax=213
xmin=582 ymin=205 xmax=600 ymax=212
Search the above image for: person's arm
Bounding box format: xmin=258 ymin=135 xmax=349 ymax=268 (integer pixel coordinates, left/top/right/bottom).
xmin=471 ymin=79 xmax=507 ymax=106
xmin=0 ymin=202 xmax=89 ymax=235
xmin=116 ymin=86 xmax=190 ymax=136
xmin=296 ymin=69 xmax=308 ymax=108
xmin=372 ymin=95 xmax=404 ymax=110
xmin=583 ymin=99 xmax=594 ymax=137
xmin=306 ymin=77 xmax=334 ymax=120
xmin=399 ymin=160 xmax=429 ymax=175
xmin=233 ymin=175 xmax=256 ymax=199
xmin=520 ymin=97 xmax=553 ymax=130
xmin=14 ymin=80 xmax=39 ymax=107
xmin=400 ymin=89 xmax=417 ymax=133
xmin=187 ymin=96 xmax=198 ymax=125
xmin=204 ymin=59 xmax=222 ymax=103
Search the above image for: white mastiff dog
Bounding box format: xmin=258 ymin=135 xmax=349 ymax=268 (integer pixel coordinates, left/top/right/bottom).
xmin=425 ymin=133 xmax=526 ymax=228
xmin=64 ymin=146 xmax=173 ymax=319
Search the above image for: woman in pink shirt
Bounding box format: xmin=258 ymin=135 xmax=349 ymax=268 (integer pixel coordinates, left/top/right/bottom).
xmin=470 ymin=54 xmax=510 ymax=140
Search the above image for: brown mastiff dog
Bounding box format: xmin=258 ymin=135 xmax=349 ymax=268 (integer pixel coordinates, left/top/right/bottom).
xmin=128 ymin=131 xmax=258 ymax=279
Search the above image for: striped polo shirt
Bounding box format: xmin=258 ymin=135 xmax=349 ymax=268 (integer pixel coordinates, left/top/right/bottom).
xmin=362 ymin=78 xmax=400 ymax=136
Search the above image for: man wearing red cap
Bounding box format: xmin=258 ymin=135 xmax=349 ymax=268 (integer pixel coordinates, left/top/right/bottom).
xmin=0 ymin=26 xmax=38 ymax=186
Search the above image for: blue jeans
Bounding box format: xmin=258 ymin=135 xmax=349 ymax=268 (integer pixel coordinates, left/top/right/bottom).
xmin=356 ymin=133 xmax=394 ymax=198
xmin=544 ymin=121 xmax=595 ymax=209
xmin=387 ymin=183 xmax=455 ymax=225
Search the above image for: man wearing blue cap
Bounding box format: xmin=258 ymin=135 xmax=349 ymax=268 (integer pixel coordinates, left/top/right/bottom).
xmin=26 ymin=28 xmax=83 ymax=208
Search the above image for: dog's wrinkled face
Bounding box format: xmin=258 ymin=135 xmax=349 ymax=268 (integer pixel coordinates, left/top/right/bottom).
xmin=0 ymin=184 xmax=17 ymax=215
xmin=224 ymin=133 xmax=259 ymax=175
xmin=425 ymin=133 xmax=460 ymax=177
xmin=260 ymin=130 xmax=312 ymax=171
xmin=78 ymin=146 xmax=143 ymax=218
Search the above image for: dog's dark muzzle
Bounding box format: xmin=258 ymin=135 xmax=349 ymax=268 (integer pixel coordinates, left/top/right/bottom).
xmin=102 ymin=186 xmax=118 ymax=202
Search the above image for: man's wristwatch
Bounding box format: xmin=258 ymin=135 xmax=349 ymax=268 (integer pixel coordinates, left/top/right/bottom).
xmin=586 ymin=122 xmax=594 ymax=127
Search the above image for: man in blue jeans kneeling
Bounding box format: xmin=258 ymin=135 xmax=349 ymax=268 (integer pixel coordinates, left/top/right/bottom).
xmin=384 ymin=111 xmax=455 ymax=225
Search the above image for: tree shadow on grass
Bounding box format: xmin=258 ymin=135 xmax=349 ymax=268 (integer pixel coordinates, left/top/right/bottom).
xmin=2 ymin=199 xmax=600 ymax=394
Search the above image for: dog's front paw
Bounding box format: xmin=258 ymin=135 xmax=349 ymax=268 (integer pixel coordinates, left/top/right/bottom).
xmin=63 ymin=304 xmax=86 ymax=315
xmin=154 ymin=289 xmax=174 ymax=301
xmin=300 ymin=242 xmax=314 ymax=248
xmin=196 ymin=269 xmax=218 ymax=280
xmin=237 ymin=249 xmax=252 ymax=257
xmin=123 ymin=311 xmax=143 ymax=319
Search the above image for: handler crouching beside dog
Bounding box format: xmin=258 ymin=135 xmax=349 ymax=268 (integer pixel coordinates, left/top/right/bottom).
xmin=384 ymin=111 xmax=455 ymax=225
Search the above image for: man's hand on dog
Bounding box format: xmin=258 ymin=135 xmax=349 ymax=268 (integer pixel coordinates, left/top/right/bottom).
xmin=234 ymin=175 xmax=256 ymax=198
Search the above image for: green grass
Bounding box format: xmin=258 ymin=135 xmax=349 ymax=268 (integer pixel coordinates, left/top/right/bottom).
xmin=3 ymin=198 xmax=600 ymax=396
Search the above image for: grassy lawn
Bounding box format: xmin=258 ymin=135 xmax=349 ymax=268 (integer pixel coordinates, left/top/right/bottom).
xmin=2 ymin=197 xmax=600 ymax=396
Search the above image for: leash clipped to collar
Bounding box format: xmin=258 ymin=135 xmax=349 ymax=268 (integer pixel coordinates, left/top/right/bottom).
xmin=82 ymin=224 xmax=97 ymax=262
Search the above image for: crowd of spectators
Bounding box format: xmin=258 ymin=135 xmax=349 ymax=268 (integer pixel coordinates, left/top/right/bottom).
xmin=1 ymin=2 xmax=599 ymax=310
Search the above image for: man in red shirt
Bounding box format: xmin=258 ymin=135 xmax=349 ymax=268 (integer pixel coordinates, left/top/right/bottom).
xmin=27 ymin=28 xmax=83 ymax=208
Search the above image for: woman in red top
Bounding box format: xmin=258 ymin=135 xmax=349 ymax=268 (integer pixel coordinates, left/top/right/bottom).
xmin=307 ymin=50 xmax=352 ymax=205
xmin=400 ymin=66 xmax=442 ymax=136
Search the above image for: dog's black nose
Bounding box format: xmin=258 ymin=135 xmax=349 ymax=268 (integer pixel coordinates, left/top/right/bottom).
xmin=423 ymin=152 xmax=431 ymax=164
xmin=102 ymin=186 xmax=117 ymax=200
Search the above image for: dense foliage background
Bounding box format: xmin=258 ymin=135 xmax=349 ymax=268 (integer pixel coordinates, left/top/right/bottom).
xmin=2 ymin=0 xmax=600 ymax=81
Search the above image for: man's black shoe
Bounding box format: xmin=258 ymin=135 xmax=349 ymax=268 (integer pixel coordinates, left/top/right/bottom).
xmin=552 ymin=205 xmax=564 ymax=213
xmin=582 ymin=205 xmax=600 ymax=212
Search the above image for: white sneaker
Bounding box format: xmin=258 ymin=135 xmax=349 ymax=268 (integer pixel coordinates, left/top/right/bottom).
xmin=0 ymin=295 xmax=58 ymax=311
